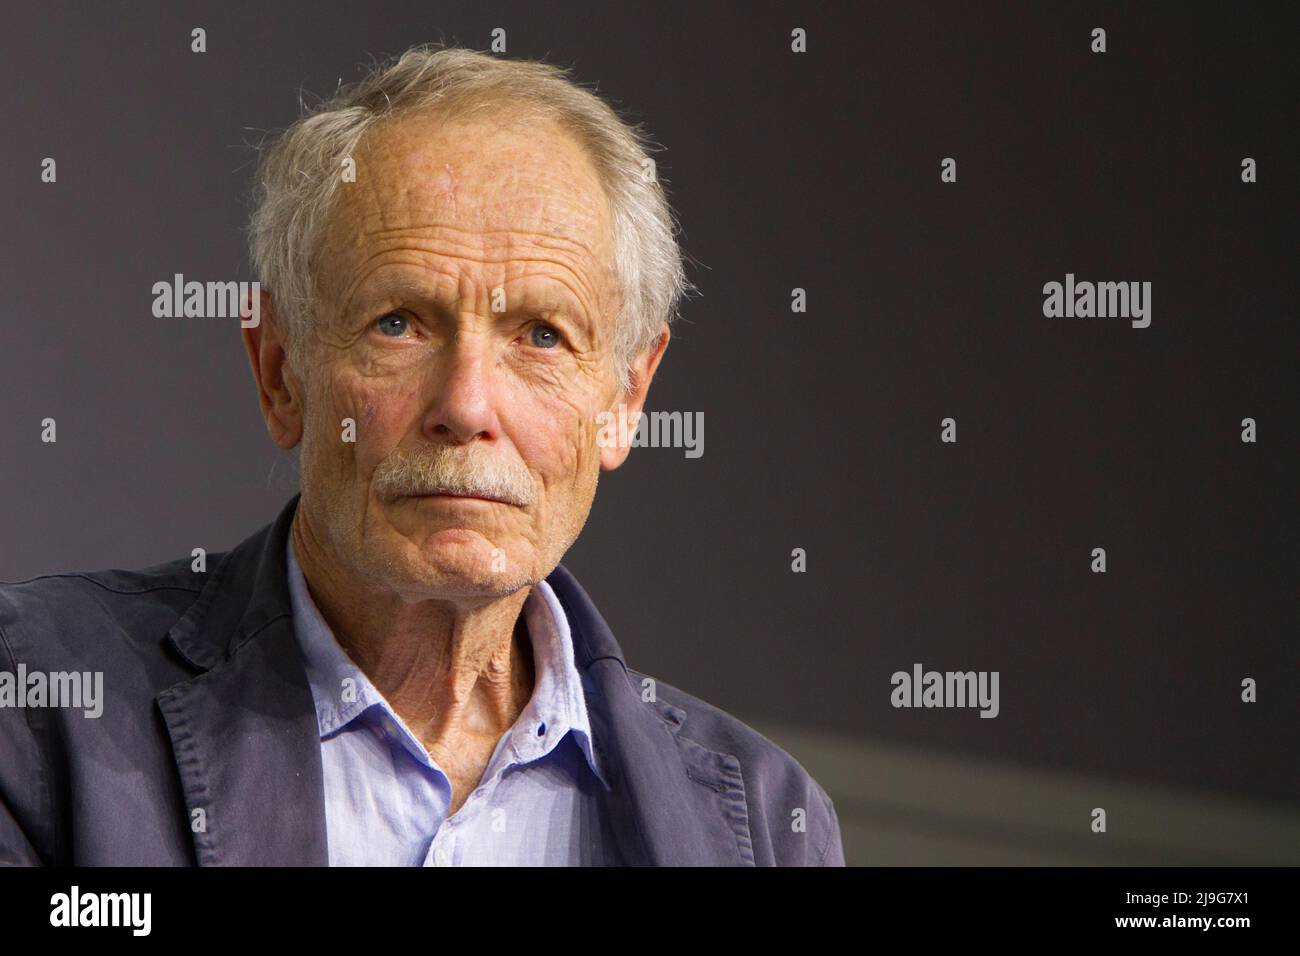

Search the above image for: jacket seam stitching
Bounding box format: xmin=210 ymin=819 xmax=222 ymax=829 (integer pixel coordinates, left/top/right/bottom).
xmin=814 ymin=790 xmax=835 ymax=866
xmin=230 ymin=611 xmax=294 ymax=655
xmin=156 ymin=684 xmax=214 ymax=865
xmin=1 ymin=573 xmax=203 ymax=596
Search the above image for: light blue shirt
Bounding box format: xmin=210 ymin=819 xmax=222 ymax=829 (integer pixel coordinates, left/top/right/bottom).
xmin=286 ymin=536 xmax=612 ymax=865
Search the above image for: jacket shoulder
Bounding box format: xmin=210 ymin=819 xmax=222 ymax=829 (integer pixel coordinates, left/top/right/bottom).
xmin=625 ymin=667 xmax=845 ymax=866
xmin=0 ymin=556 xmax=213 ymax=665
xmin=0 ymin=555 xmax=219 ymax=864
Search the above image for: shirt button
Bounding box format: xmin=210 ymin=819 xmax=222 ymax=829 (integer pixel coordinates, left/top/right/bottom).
xmin=432 ymin=846 xmax=450 ymax=866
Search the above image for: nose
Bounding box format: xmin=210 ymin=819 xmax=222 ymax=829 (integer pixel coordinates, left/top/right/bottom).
xmin=422 ymin=327 xmax=499 ymax=445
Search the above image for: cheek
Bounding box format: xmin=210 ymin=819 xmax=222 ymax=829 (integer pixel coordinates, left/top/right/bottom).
xmin=514 ymin=392 xmax=602 ymax=498
xmin=316 ymin=372 xmax=416 ymax=475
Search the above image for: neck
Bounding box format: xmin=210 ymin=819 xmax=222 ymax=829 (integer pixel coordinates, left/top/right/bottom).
xmin=289 ymin=512 xmax=537 ymax=751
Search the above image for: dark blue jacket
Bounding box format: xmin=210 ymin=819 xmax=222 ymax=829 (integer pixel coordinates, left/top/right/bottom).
xmin=0 ymin=494 xmax=844 ymax=865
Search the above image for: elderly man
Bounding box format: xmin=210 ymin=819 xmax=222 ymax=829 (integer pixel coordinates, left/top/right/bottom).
xmin=0 ymin=45 xmax=843 ymax=866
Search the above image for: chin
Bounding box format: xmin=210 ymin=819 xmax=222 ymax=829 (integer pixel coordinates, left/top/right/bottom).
xmin=400 ymin=537 xmax=535 ymax=599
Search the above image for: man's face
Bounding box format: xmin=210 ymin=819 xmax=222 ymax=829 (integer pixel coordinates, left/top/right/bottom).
xmin=290 ymin=107 xmax=625 ymax=600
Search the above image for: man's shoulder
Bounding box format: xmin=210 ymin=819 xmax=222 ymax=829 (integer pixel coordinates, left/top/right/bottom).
xmin=626 ymin=667 xmax=825 ymax=790
xmin=623 ymin=666 xmax=844 ymax=865
xmin=0 ymin=555 xmax=214 ymax=664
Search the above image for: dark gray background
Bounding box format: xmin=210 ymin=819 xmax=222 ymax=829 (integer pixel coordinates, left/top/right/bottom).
xmin=2 ymin=0 xmax=1296 ymax=818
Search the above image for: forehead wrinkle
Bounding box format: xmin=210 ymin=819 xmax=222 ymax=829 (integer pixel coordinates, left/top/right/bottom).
xmin=360 ymin=129 xmax=606 ymax=220
xmin=339 ymin=254 xmax=590 ymax=318
xmin=355 ymin=135 xmax=611 ymax=255
xmin=355 ymin=222 xmax=601 ymax=264
xmin=335 ymin=224 xmax=609 ymax=320
xmin=357 ymin=177 xmax=607 ymax=237
xmin=336 ymin=254 xmax=461 ymax=318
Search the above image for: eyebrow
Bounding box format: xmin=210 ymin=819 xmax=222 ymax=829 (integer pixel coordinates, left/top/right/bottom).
xmin=355 ymin=271 xmax=593 ymax=331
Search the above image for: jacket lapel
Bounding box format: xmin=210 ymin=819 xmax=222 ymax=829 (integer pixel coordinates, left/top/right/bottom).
xmin=548 ymin=565 xmax=755 ymax=865
xmin=156 ymin=494 xmax=329 ymax=865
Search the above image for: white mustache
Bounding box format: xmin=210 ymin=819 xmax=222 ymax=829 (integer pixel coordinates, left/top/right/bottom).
xmin=373 ymin=446 xmax=536 ymax=507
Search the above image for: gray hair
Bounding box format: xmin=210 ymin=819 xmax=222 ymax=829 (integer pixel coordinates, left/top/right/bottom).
xmin=247 ymin=44 xmax=691 ymax=394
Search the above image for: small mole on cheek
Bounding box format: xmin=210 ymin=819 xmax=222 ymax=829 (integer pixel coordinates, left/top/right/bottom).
xmin=360 ymin=401 xmax=379 ymax=429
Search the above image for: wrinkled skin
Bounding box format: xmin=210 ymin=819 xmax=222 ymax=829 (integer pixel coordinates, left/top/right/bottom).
xmin=242 ymin=106 xmax=670 ymax=810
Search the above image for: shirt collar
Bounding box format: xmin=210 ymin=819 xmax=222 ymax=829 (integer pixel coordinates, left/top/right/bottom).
xmin=285 ymin=534 xmax=607 ymax=789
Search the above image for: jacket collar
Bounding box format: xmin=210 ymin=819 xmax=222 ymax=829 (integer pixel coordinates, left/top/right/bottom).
xmin=157 ymin=494 xmax=752 ymax=865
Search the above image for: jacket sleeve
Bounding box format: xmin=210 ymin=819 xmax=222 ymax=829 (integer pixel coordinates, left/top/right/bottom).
xmin=0 ymin=792 xmax=42 ymax=865
xmin=0 ymin=615 xmax=50 ymax=865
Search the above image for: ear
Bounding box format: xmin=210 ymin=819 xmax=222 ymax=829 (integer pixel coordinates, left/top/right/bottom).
xmin=599 ymin=325 xmax=671 ymax=471
xmin=241 ymin=288 xmax=305 ymax=450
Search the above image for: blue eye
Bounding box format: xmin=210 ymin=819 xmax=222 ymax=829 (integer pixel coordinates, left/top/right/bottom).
xmin=529 ymin=324 xmax=561 ymax=349
xmin=376 ymin=313 xmax=408 ymax=337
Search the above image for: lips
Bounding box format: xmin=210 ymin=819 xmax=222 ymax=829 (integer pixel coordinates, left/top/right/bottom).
xmin=408 ymin=491 xmax=512 ymax=505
